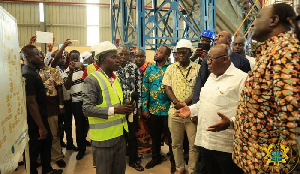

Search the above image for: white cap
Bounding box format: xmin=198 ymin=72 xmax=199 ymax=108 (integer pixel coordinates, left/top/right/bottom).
xmin=92 ymin=41 xmax=117 ymax=57
xmin=176 ymin=39 xmax=193 ymax=52
xmin=81 ymin=51 xmax=92 ymax=61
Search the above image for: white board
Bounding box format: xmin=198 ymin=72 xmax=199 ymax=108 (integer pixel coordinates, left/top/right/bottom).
xmin=36 ymin=31 xmax=53 ymax=43
xmin=0 ymin=6 xmax=28 ymax=174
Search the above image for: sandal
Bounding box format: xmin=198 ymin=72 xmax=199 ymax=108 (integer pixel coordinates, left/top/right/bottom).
xmin=129 ymin=162 xmax=144 ymax=171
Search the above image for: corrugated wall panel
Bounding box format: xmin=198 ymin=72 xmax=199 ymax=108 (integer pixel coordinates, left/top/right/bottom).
xmin=99 ymin=5 xmax=111 ymax=42
xmin=46 ymin=4 xmax=87 ymax=45
xmin=0 ymin=2 xmax=40 ymax=46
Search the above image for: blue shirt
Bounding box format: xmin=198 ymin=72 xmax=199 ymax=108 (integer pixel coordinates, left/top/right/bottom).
xmin=192 ymin=52 xmax=251 ymax=104
xmin=141 ymin=61 xmax=171 ymax=116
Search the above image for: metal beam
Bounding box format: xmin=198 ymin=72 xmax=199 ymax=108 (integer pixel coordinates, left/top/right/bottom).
xmin=111 ymin=0 xmax=216 ymax=50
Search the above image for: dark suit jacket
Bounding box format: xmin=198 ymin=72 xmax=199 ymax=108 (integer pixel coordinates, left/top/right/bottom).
xmin=192 ymin=52 xmax=251 ymax=104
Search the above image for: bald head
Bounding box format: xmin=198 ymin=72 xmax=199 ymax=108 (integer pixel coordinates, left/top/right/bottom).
xmin=135 ymin=49 xmax=145 ymax=56
xmin=215 ymin=31 xmax=232 ymax=46
xmin=210 ymin=44 xmax=230 ymax=56
xmin=207 ymin=44 xmax=231 ymax=77
xmin=232 ymin=36 xmax=247 ymax=56
xmin=134 ymin=49 xmax=146 ymax=67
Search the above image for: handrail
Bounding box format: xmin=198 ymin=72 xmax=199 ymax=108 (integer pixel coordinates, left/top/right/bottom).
xmin=243 ymin=0 xmax=270 ymax=38
xmin=234 ymin=0 xmax=259 ymax=37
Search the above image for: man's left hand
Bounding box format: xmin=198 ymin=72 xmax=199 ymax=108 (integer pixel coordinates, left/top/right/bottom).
xmin=175 ymin=104 xmax=190 ymax=118
xmin=207 ymin=112 xmax=230 ymax=132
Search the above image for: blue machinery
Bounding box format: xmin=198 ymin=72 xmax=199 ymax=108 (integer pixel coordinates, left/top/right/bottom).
xmin=111 ymin=0 xmax=216 ymax=50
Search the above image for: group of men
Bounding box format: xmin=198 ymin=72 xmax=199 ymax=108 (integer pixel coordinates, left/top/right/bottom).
xmin=21 ymin=2 xmax=299 ymax=174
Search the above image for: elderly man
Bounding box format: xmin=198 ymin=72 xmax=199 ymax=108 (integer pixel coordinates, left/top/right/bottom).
xmin=82 ymin=41 xmax=134 ymax=174
xmin=163 ymin=39 xmax=200 ymax=174
xmin=232 ymin=36 xmax=256 ymax=69
xmin=176 ymin=44 xmax=246 ymax=174
xmin=204 ymin=3 xmax=300 ymax=173
xmin=192 ymin=31 xmax=251 ymax=104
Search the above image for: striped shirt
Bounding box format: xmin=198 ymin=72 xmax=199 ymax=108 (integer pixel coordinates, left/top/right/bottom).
xmin=63 ymin=67 xmax=84 ymax=102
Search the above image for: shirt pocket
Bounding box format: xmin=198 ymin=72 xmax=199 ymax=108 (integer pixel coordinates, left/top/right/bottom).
xmin=201 ymin=86 xmax=230 ymax=107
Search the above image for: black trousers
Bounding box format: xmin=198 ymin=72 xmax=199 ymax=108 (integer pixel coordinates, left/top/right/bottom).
xmin=127 ymin=121 xmax=138 ymax=164
xmin=58 ymin=99 xmax=73 ymax=145
xmin=28 ymin=123 xmax=53 ymax=174
xmin=201 ymin=147 xmax=243 ymax=174
xmin=149 ymin=115 xmax=174 ymax=162
xmin=72 ymin=101 xmax=88 ymax=151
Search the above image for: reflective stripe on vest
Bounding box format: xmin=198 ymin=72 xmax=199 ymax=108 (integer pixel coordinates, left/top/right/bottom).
xmin=87 ymin=64 xmax=97 ymax=76
xmin=88 ymin=71 xmax=128 ymax=142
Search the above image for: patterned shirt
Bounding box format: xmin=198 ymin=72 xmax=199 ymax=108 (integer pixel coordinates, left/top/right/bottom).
xmin=162 ymin=61 xmax=200 ymax=116
xmin=141 ymin=61 xmax=171 ymax=116
xmin=39 ymin=66 xmax=63 ymax=97
xmin=115 ymin=62 xmax=142 ymax=107
xmin=233 ymin=32 xmax=300 ymax=173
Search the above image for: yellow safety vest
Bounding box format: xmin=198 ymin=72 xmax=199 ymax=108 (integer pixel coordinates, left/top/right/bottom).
xmin=87 ymin=63 xmax=97 ymax=76
xmin=88 ymin=71 xmax=128 ymax=142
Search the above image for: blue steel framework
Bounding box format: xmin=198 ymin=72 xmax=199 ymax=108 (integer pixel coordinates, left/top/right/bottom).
xmin=111 ymin=0 xmax=216 ymax=50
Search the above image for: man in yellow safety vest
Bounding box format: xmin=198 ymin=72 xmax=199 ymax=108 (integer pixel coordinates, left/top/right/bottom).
xmin=82 ymin=41 xmax=135 ymax=174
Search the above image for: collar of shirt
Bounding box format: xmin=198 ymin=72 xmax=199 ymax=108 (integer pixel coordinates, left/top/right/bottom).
xmin=175 ymin=60 xmax=193 ymax=69
xmin=265 ymin=31 xmax=290 ymax=50
xmin=24 ymin=65 xmax=38 ymax=73
xmin=211 ymin=63 xmax=235 ymax=80
xmin=155 ymin=60 xmax=170 ymax=67
xmin=98 ymin=67 xmax=117 ymax=86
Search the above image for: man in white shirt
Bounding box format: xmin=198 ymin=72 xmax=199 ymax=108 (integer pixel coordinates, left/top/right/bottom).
xmin=176 ymin=44 xmax=246 ymax=174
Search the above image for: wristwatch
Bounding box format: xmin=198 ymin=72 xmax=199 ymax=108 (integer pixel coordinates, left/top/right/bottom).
xmin=59 ymin=105 xmax=64 ymax=109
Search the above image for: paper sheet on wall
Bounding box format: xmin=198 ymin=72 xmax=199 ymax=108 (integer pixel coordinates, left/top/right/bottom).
xmin=36 ymin=31 xmax=53 ymax=43
xmin=0 ymin=6 xmax=28 ymax=174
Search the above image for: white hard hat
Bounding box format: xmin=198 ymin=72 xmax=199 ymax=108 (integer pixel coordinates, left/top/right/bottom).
xmin=81 ymin=51 xmax=92 ymax=60
xmin=92 ymin=41 xmax=117 ymax=56
xmin=176 ymin=39 xmax=193 ymax=52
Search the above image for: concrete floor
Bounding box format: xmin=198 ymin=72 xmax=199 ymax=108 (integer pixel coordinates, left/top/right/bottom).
xmin=14 ymin=120 xmax=172 ymax=174
xmin=14 ymin=145 xmax=172 ymax=174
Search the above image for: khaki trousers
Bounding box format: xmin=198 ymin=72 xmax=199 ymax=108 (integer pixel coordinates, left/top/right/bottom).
xmin=48 ymin=115 xmax=63 ymax=161
xmin=169 ymin=116 xmax=199 ymax=173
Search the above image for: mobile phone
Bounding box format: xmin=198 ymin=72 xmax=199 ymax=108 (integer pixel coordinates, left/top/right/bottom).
xmin=69 ymin=40 xmax=79 ymax=45
xmin=198 ymin=43 xmax=211 ymax=51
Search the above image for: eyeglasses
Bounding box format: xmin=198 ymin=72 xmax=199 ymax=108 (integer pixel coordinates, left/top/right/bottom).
xmin=176 ymin=51 xmax=191 ymax=55
xmin=207 ymin=55 xmax=227 ymax=63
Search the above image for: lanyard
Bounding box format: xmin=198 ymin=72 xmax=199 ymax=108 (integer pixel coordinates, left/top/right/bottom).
xmin=179 ymin=65 xmax=192 ymax=83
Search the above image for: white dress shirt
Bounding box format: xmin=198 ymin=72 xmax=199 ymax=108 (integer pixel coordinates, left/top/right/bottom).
xmin=246 ymin=55 xmax=256 ymax=69
xmin=189 ymin=63 xmax=247 ymax=153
